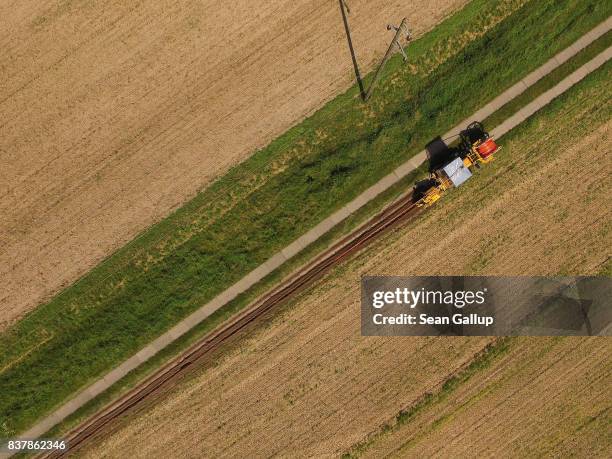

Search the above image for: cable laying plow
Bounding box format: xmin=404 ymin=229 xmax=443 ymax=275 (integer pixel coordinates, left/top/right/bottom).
xmin=413 ymin=121 xmax=501 ymax=208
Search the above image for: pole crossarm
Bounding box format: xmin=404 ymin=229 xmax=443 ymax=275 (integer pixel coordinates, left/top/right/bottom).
xmin=364 ymin=18 xmax=411 ymax=101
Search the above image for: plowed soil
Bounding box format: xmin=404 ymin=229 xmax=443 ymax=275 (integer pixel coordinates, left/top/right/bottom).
xmin=0 ymin=0 xmax=468 ymax=328
xmin=80 ymin=69 xmax=611 ymax=457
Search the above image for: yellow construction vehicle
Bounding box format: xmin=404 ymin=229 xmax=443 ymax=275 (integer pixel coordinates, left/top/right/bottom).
xmin=414 ymin=122 xmax=500 ymax=208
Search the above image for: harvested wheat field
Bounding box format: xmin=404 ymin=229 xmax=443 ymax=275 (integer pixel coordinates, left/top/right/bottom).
xmin=80 ymin=61 xmax=611 ymax=458
xmin=0 ymin=0 xmax=468 ymax=327
xmin=85 ymin=320 xmax=492 ymax=457
xmin=359 ymin=337 xmax=612 ymax=458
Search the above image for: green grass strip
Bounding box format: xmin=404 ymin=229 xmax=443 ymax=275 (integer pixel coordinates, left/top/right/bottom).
xmin=1 ymin=0 xmax=610 ymax=438
xmin=484 ymin=29 xmax=612 ymax=127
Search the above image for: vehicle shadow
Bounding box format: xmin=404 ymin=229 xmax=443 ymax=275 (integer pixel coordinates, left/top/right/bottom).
xmin=426 ymin=136 xmax=457 ymax=172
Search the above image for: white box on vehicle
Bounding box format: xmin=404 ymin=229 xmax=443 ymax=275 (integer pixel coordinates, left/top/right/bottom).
xmin=442 ymin=157 xmax=472 ymax=187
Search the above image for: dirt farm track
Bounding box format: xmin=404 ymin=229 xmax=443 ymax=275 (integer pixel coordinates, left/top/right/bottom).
xmin=0 ymin=0 xmax=468 ymax=327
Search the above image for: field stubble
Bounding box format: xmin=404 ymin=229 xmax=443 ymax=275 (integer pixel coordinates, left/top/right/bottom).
xmin=361 ymin=337 xmax=612 ymax=458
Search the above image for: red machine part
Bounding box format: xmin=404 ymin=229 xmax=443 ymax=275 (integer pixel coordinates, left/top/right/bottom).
xmin=477 ymin=138 xmax=499 ymax=158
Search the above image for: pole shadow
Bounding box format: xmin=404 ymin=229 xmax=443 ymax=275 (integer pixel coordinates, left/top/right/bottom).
xmin=338 ymin=0 xmax=365 ymax=100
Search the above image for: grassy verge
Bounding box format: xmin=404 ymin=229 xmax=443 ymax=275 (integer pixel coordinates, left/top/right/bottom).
xmin=484 ymin=29 xmax=612 ymax=127
xmin=1 ymin=0 xmax=610 ymax=438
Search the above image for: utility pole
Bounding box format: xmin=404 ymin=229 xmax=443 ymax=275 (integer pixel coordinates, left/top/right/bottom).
xmin=341 ymin=0 xmax=350 ymax=14
xmin=364 ymin=18 xmax=411 ymax=102
xmin=339 ymin=0 xmax=365 ymax=98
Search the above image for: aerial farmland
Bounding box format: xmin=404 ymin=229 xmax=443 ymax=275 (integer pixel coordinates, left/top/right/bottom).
xmin=0 ymin=0 xmax=610 ymax=457
xmin=0 ymin=0 xmax=468 ymax=328
xmin=78 ymin=63 xmax=612 ymax=457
